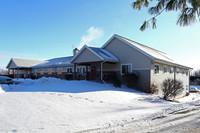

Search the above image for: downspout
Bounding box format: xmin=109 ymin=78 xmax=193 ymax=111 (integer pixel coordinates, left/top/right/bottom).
xmin=174 ymin=66 xmax=176 ymax=81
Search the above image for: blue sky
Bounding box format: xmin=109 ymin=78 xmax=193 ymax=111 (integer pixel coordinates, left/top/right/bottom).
xmin=0 ymin=0 xmax=200 ymax=70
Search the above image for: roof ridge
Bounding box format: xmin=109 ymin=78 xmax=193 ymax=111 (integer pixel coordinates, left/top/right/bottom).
xmin=12 ymin=58 xmax=42 ymax=61
xmin=47 ymin=56 xmax=73 ymax=60
xmin=115 ymin=34 xmax=166 ymax=54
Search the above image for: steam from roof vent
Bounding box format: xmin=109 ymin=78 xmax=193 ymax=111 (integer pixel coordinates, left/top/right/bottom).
xmin=73 ymin=48 xmax=79 ymax=56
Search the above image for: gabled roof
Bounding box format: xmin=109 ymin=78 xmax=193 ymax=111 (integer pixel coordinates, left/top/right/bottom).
xmin=71 ymin=45 xmax=119 ymax=63
xmin=88 ymin=46 xmax=119 ymax=62
xmin=6 ymin=58 xmax=43 ymax=68
xmin=32 ymin=56 xmax=73 ymax=68
xmin=102 ymin=34 xmax=192 ymax=69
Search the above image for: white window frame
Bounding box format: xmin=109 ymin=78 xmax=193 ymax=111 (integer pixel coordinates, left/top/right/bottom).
xmin=154 ymin=64 xmax=160 ymax=75
xmin=182 ymin=69 xmax=185 ymax=74
xmin=67 ymin=67 xmax=73 ymax=74
xmin=170 ymin=67 xmax=174 ymax=73
xmin=121 ymin=63 xmax=132 ymax=75
xmin=163 ymin=65 xmax=168 ymax=74
xmin=186 ymin=70 xmax=188 ymax=76
xmin=176 ymin=68 xmax=180 ymax=74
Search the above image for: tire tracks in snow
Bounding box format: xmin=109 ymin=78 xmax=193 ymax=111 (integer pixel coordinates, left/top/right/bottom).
xmin=77 ymin=106 xmax=200 ymax=133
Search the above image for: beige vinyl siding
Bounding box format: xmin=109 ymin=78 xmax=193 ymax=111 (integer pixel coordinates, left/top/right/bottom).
xmin=7 ymin=61 xmax=17 ymax=68
xmin=151 ymin=62 xmax=189 ymax=97
xmin=103 ymin=38 xmax=152 ymax=91
xmin=103 ymin=38 xmax=152 ymax=71
xmin=73 ymin=48 xmax=102 ymax=63
xmin=175 ymin=68 xmax=190 ymax=97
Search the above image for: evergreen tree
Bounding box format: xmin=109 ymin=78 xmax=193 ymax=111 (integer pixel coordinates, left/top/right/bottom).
xmin=133 ymin=0 xmax=200 ymax=31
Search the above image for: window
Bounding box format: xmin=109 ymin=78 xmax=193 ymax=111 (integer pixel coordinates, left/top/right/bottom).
xmin=121 ymin=64 xmax=132 ymax=75
xmin=67 ymin=68 xmax=70 ymax=73
xmin=154 ymin=64 xmax=159 ymax=74
xmin=80 ymin=68 xmax=85 ymax=74
xmin=67 ymin=68 xmax=73 ymax=74
xmin=186 ymin=70 xmax=188 ymax=76
xmin=70 ymin=68 xmax=73 ymax=73
xmin=163 ymin=66 xmax=168 ymax=73
xmin=40 ymin=70 xmax=44 ymax=75
xmin=182 ymin=69 xmax=185 ymax=74
xmin=77 ymin=68 xmax=80 ymax=73
xmin=57 ymin=68 xmax=62 ymax=74
xmin=48 ymin=69 xmax=52 ymax=74
xmin=176 ymin=68 xmax=180 ymax=74
xmin=170 ymin=67 xmax=174 ymax=73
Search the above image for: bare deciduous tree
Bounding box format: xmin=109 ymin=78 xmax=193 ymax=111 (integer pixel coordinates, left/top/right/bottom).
xmin=0 ymin=69 xmax=9 ymax=75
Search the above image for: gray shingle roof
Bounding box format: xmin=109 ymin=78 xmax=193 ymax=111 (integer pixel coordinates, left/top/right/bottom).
xmin=109 ymin=34 xmax=191 ymax=69
xmin=115 ymin=34 xmax=176 ymax=62
xmin=88 ymin=46 xmax=119 ymax=62
xmin=7 ymin=58 xmax=43 ymax=68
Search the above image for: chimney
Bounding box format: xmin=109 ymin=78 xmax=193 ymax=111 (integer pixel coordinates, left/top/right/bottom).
xmin=73 ymin=48 xmax=79 ymax=56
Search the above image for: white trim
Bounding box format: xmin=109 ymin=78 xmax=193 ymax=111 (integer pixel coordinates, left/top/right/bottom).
xmin=71 ymin=45 xmax=103 ymax=63
xmin=154 ymin=63 xmax=160 ymax=75
xmin=176 ymin=68 xmax=180 ymax=74
xmin=121 ymin=63 xmax=132 ymax=75
xmin=103 ymin=69 xmax=120 ymax=71
xmin=86 ymin=46 xmax=104 ymax=60
xmin=133 ymin=68 xmax=151 ymax=70
xmin=6 ymin=58 xmax=18 ymax=68
xmin=155 ymin=59 xmax=192 ymax=70
xmin=169 ymin=67 xmax=174 ymax=73
xmin=101 ymin=34 xmax=155 ymax=60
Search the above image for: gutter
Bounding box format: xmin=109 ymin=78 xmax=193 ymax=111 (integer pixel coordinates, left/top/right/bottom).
xmin=154 ymin=59 xmax=193 ymax=70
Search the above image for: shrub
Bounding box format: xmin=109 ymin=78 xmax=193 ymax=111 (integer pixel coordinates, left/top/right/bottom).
xmin=146 ymin=82 xmax=158 ymax=94
xmin=162 ymin=78 xmax=183 ymax=100
xmin=186 ymin=92 xmax=190 ymax=96
xmin=122 ymin=73 xmax=138 ymax=88
xmin=113 ymin=78 xmax=121 ymax=88
xmin=65 ymin=74 xmax=73 ymax=80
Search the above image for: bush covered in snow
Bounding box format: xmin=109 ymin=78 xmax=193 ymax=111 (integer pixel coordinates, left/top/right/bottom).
xmin=162 ymin=78 xmax=183 ymax=100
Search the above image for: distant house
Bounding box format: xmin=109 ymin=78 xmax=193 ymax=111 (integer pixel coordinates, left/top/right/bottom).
xmin=7 ymin=34 xmax=192 ymax=97
xmin=6 ymin=58 xmax=43 ymax=78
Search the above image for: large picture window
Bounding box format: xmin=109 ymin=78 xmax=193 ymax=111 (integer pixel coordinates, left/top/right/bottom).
xmin=121 ymin=64 xmax=132 ymax=75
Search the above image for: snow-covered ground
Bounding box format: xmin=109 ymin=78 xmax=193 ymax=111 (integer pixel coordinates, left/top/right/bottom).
xmin=0 ymin=78 xmax=200 ymax=133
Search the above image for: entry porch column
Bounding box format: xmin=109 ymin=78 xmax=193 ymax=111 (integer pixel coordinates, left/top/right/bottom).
xmin=74 ymin=63 xmax=77 ymax=80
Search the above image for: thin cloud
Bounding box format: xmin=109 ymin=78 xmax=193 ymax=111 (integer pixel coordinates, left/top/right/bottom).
xmin=78 ymin=26 xmax=104 ymax=49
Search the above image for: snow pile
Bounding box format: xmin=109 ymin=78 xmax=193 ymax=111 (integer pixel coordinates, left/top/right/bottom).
xmin=0 ymin=78 xmax=200 ymax=132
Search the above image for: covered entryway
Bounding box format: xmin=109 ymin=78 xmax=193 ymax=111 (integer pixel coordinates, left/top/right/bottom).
xmin=71 ymin=45 xmax=119 ymax=82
